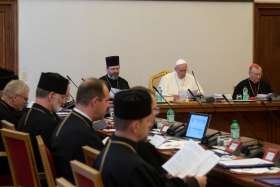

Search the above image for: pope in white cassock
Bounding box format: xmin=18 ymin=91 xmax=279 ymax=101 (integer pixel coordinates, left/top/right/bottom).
xmin=158 ymin=59 xmax=204 ymax=97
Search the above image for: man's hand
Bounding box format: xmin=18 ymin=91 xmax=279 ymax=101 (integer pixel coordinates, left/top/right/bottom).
xmin=195 ymin=176 xmax=207 ymax=187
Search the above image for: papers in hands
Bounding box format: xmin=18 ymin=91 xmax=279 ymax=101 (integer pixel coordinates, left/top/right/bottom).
xmin=162 ymin=140 xmax=219 ymax=178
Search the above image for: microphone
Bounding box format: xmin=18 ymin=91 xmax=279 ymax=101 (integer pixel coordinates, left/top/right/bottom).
xmin=152 ymin=86 xmax=173 ymax=109
xmin=66 ymin=75 xmax=78 ymax=88
xmin=222 ymin=94 xmax=231 ymax=103
xmin=192 ymin=71 xmax=203 ymax=97
xmin=187 ymin=89 xmax=196 ymax=98
xmin=188 ymin=89 xmax=202 ymax=104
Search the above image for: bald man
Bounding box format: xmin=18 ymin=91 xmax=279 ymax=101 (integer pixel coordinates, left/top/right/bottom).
xmin=232 ymin=63 xmax=272 ymax=99
xmin=158 ymin=59 xmax=204 ymax=97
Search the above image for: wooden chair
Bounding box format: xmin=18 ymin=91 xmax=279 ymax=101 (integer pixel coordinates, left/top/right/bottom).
xmin=56 ymin=177 xmax=76 ymax=187
xmin=0 ymin=120 xmax=15 ymax=130
xmin=71 ymin=160 xmax=104 ymax=187
xmin=0 ymin=121 xmax=14 ymax=186
xmin=82 ymin=146 xmax=100 ymax=166
xmin=1 ymin=129 xmax=41 ymax=187
xmin=36 ymin=135 xmax=56 ymax=187
xmin=148 ymin=70 xmax=170 ymax=90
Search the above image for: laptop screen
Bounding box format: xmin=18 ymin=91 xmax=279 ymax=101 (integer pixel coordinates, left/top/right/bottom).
xmin=185 ymin=113 xmax=210 ymax=141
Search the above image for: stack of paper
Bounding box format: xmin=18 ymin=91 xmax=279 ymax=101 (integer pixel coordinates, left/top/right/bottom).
xmin=162 ymin=140 xmax=220 ymax=178
xmin=219 ymin=158 xmax=274 ymax=169
xmin=149 ymin=135 xmax=188 ymax=150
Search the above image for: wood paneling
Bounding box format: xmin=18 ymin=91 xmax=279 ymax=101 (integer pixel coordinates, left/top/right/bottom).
xmin=254 ymin=3 xmax=280 ymax=94
xmin=0 ymin=0 xmax=17 ymax=74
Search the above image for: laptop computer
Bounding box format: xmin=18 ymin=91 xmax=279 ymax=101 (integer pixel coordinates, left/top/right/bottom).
xmin=184 ymin=112 xmax=211 ymax=143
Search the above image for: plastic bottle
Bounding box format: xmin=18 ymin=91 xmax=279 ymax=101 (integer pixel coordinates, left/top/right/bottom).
xmin=242 ymin=87 xmax=249 ymax=101
xmin=231 ymin=120 xmax=240 ymax=140
xmin=167 ymin=108 xmax=175 ymax=123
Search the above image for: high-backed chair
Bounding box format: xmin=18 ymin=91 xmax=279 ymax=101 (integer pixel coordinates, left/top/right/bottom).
xmin=1 ymin=129 xmax=41 ymax=187
xmin=56 ymin=177 xmax=76 ymax=187
xmin=71 ymin=160 xmax=104 ymax=187
xmin=82 ymin=146 xmax=100 ymax=166
xmin=36 ymin=135 xmax=56 ymax=187
xmin=0 ymin=120 xmax=15 ymax=130
xmin=148 ymin=70 xmax=170 ymax=90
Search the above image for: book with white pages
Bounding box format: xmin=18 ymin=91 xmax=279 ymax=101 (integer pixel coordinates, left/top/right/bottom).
xmin=162 ymin=140 xmax=220 ymax=178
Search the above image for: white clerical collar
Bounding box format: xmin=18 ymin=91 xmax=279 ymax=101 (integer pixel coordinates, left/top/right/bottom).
xmin=73 ymin=108 xmax=92 ymax=122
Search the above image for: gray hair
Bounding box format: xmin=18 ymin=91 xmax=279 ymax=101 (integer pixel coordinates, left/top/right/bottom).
xmin=2 ymin=80 xmax=29 ymax=98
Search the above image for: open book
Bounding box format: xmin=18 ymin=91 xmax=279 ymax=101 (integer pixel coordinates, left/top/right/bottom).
xmin=162 ymin=140 xmax=220 ymax=178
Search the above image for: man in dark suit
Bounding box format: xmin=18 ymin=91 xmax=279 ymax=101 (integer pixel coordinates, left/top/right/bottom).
xmin=51 ymin=78 xmax=109 ymax=182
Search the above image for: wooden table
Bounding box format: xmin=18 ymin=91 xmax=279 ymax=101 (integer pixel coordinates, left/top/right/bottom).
xmin=158 ymin=101 xmax=280 ymax=144
xmin=159 ymin=129 xmax=280 ymax=187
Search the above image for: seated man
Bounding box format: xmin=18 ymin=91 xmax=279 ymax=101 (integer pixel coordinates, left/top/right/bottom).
xmin=51 ymin=78 xmax=109 ymax=182
xmin=158 ymin=59 xmax=204 ymax=97
xmin=94 ymin=89 xmax=206 ymax=187
xmin=0 ymin=80 xmax=28 ymax=177
xmin=0 ymin=80 xmax=29 ymax=126
xmin=17 ymin=72 xmax=69 ymax=171
xmin=232 ymin=63 xmax=272 ymax=99
xmin=100 ymin=56 xmax=129 ymax=98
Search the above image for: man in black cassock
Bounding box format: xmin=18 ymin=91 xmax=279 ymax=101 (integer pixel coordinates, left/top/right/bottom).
xmin=93 ymin=89 xmax=206 ymax=187
xmin=232 ymin=63 xmax=272 ymax=99
xmin=0 ymin=72 xmax=28 ymax=177
xmin=51 ymin=78 xmax=109 ymax=182
xmin=17 ymin=72 xmax=69 ymax=171
xmin=99 ymin=56 xmax=129 ymax=98
xmin=0 ymin=80 xmax=29 ymax=126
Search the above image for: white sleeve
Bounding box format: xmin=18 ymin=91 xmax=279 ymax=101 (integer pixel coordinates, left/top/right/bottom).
xmin=158 ymin=76 xmax=168 ymax=96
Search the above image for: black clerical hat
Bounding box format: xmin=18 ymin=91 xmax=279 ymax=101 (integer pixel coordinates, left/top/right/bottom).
xmin=0 ymin=68 xmax=18 ymax=90
xmin=106 ymin=56 xmax=119 ymax=67
xmin=37 ymin=72 xmax=69 ymax=94
xmin=114 ymin=89 xmax=152 ymax=120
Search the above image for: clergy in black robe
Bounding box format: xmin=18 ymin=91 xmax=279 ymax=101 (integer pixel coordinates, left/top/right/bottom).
xmin=232 ymin=64 xmax=272 ymax=99
xmin=99 ymin=56 xmax=129 ymax=94
xmin=0 ymin=80 xmax=29 ymax=126
xmin=94 ymin=89 xmax=204 ymax=187
xmin=17 ymin=72 xmax=69 ymax=171
xmin=0 ymin=99 xmax=24 ymax=128
xmin=51 ymin=78 xmax=109 ymax=183
xmin=0 ymin=79 xmax=29 ymax=175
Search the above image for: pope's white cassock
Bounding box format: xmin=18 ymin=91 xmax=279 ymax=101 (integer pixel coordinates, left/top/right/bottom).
xmin=158 ymin=71 xmax=204 ymax=96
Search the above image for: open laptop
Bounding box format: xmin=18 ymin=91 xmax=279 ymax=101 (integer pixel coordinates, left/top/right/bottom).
xmin=184 ymin=112 xmax=211 ymax=143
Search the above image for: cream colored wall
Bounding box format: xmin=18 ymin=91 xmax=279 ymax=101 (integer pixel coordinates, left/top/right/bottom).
xmin=19 ymin=0 xmax=253 ymax=99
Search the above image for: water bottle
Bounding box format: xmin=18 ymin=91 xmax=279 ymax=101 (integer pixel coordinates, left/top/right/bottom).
xmin=167 ymin=108 xmax=175 ymax=123
xmin=242 ymin=87 xmax=249 ymax=101
xmin=156 ymin=86 xmax=163 ymax=103
xmin=230 ymin=120 xmax=240 ymax=140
